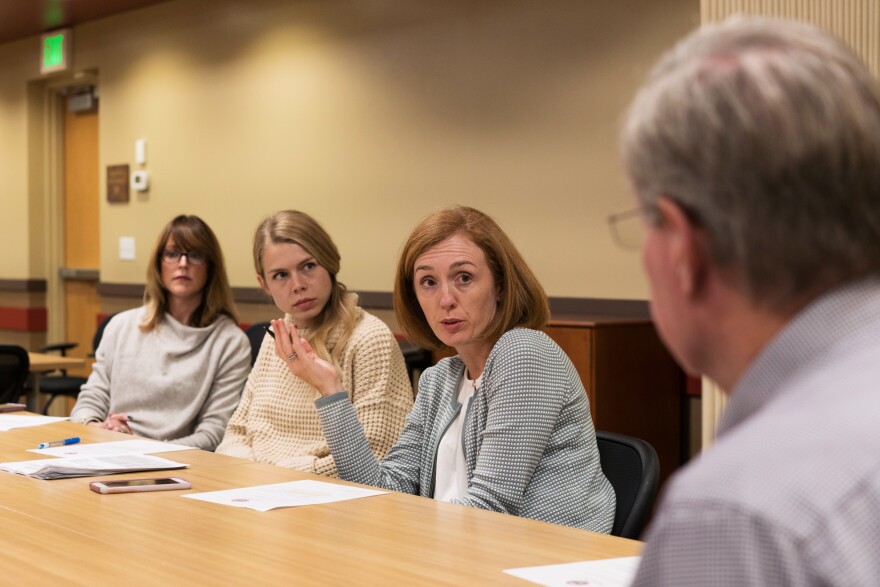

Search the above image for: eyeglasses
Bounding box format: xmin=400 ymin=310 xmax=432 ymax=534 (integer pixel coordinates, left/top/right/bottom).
xmin=161 ymin=249 xmax=207 ymax=266
xmin=607 ymin=205 xmax=660 ymax=250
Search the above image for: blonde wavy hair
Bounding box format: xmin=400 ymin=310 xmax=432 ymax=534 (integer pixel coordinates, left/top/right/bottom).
xmin=253 ymin=210 xmax=360 ymax=363
xmin=141 ymin=215 xmax=238 ymax=332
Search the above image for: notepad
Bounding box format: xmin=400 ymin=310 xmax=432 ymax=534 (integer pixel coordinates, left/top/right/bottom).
xmin=0 ymin=454 xmax=187 ymax=480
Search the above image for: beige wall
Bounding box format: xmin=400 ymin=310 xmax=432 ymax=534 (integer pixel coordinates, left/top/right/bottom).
xmin=1 ymin=0 xmax=699 ymax=299
xmin=0 ymin=37 xmax=37 ymax=278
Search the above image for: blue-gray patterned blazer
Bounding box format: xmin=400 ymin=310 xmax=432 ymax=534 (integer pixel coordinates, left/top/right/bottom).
xmin=316 ymin=328 xmax=616 ymax=531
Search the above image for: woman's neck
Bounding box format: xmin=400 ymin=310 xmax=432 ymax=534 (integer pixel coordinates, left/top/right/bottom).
xmin=167 ymin=294 xmax=203 ymax=326
xmin=457 ymin=340 xmax=495 ymax=381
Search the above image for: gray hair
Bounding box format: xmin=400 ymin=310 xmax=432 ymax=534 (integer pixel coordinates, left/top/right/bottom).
xmin=621 ymin=16 xmax=880 ymax=309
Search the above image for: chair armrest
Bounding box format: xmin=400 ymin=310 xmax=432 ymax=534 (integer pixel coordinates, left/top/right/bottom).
xmin=39 ymin=342 xmax=78 ymax=355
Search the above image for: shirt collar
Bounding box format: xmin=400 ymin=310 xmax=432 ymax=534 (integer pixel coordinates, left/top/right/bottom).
xmin=718 ymin=276 xmax=880 ymax=436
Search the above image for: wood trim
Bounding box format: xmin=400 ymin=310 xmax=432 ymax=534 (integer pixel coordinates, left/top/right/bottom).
xmin=96 ymin=282 xmax=144 ymax=298
xmin=97 ymin=282 xmax=283 ymax=305
xmin=96 ymin=284 xmax=395 ymax=307
xmin=59 ymin=267 xmax=100 ymax=281
xmin=0 ymin=307 xmax=48 ymax=331
xmin=353 ymin=291 xmax=651 ymax=318
xmin=356 ymin=291 xmax=394 ymax=309
xmin=231 ymin=287 xmax=272 ymax=304
xmin=549 ymin=297 xmax=649 ymax=319
xmin=0 ymin=279 xmax=48 ymax=292
xmin=96 ymin=283 xmax=651 ymax=319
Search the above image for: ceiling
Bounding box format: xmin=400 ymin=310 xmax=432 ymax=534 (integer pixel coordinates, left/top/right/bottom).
xmin=0 ymin=0 xmax=173 ymax=46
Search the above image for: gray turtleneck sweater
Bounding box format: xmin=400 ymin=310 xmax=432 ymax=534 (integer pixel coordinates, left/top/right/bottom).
xmin=70 ymin=306 xmax=251 ymax=450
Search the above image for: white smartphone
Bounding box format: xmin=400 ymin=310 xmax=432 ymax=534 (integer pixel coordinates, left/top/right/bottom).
xmin=89 ymin=477 xmax=192 ymax=494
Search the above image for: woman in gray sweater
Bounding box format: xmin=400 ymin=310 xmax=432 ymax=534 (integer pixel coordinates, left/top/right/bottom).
xmin=70 ymin=215 xmax=250 ymax=450
xmin=270 ymin=206 xmax=615 ymax=531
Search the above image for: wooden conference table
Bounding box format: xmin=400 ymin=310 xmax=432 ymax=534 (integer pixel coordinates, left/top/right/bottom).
xmin=25 ymin=352 xmax=87 ymax=413
xmin=0 ymin=419 xmax=641 ymax=586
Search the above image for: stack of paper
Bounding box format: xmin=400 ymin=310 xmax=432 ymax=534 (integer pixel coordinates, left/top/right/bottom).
xmin=0 ymin=454 xmax=187 ymax=480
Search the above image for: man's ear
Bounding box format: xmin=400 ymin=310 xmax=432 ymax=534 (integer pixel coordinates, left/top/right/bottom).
xmin=655 ymin=198 xmax=709 ymax=298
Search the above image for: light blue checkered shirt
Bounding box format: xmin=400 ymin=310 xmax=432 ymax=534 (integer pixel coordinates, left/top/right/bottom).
xmin=632 ymin=278 xmax=880 ymax=586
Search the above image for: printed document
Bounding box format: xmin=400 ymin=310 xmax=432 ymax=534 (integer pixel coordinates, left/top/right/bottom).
xmin=183 ymin=479 xmax=388 ymax=512
xmin=504 ymin=556 xmax=641 ymax=587
xmin=0 ymin=415 xmax=68 ymax=431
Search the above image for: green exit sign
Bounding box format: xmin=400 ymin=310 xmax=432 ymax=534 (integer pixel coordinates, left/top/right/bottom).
xmin=41 ymin=29 xmax=72 ymax=74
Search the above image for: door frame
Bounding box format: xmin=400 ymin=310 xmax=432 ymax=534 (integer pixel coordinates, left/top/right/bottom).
xmin=38 ymin=72 xmax=100 ymax=344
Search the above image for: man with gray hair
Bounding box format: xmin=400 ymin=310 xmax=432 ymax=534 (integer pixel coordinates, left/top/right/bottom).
xmin=619 ymin=16 xmax=880 ymax=585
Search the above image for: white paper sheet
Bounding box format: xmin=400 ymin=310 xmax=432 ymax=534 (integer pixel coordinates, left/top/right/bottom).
xmin=182 ymin=479 xmax=388 ymax=512
xmin=0 ymin=454 xmax=188 ymax=480
xmin=504 ymin=556 xmax=641 ymax=587
xmin=29 ymin=439 xmax=198 ymax=457
xmin=0 ymin=415 xmax=68 ymax=431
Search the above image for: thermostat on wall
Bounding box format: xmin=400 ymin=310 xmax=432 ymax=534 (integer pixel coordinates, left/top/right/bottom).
xmin=131 ymin=170 xmax=149 ymax=192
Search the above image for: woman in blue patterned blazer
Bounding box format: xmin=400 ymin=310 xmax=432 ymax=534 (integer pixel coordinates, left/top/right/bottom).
xmin=270 ymin=206 xmax=615 ymax=531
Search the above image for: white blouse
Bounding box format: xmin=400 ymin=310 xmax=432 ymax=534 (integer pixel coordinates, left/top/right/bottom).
xmin=433 ymin=374 xmax=481 ymax=502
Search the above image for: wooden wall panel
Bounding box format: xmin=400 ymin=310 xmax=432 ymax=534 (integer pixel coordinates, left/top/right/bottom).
xmin=701 ymin=0 xmax=880 ymax=75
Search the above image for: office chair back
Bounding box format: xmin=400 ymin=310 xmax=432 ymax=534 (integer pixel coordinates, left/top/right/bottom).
xmin=40 ymin=313 xmax=117 ymax=414
xmin=596 ymin=430 xmax=660 ymax=539
xmin=0 ymin=345 xmax=30 ymax=404
xmin=244 ymin=321 xmax=271 ymax=367
xmin=91 ymin=313 xmax=116 ymax=355
xmin=396 ymin=339 xmax=432 ymax=396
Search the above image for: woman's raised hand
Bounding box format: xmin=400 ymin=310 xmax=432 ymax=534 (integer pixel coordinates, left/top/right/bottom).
xmin=270 ymin=319 xmax=343 ymax=397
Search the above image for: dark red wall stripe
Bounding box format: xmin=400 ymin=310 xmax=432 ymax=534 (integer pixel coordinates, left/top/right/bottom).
xmin=0 ymin=306 xmax=47 ymax=332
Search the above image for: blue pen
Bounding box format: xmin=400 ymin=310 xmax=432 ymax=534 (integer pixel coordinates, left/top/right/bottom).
xmin=38 ymin=437 xmax=81 ymax=449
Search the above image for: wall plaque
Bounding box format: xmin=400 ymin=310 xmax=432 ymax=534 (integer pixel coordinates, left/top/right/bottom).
xmin=107 ymin=164 xmax=129 ymax=203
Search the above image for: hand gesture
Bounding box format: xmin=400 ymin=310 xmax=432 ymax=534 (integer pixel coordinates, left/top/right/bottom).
xmin=270 ymin=319 xmax=344 ymax=397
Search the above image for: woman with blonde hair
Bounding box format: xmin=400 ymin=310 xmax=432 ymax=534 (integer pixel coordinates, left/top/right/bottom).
xmin=276 ymin=206 xmax=615 ymax=530
xmin=217 ymin=210 xmax=412 ymax=475
xmin=71 ymin=215 xmax=251 ymax=450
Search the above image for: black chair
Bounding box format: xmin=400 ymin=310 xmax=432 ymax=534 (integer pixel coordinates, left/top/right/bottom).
xmin=596 ymin=430 xmax=660 ymax=539
xmin=39 ymin=313 xmax=116 ymax=414
xmin=397 ymin=339 xmax=432 ymax=395
xmin=244 ymin=321 xmax=271 ymax=367
xmin=0 ymin=345 xmax=30 ymax=404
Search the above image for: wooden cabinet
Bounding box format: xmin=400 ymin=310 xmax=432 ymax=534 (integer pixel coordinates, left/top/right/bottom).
xmin=433 ymin=318 xmax=684 ymax=484
xmin=545 ymin=318 xmax=684 ymax=484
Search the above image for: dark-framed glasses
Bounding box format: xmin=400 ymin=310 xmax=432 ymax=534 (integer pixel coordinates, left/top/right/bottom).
xmin=607 ymin=205 xmax=660 ymax=250
xmin=162 ymin=249 xmax=207 ymax=266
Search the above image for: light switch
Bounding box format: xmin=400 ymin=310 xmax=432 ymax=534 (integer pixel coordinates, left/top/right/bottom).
xmin=119 ymin=237 xmax=136 ymax=261
xmin=135 ymin=139 xmax=147 ymax=165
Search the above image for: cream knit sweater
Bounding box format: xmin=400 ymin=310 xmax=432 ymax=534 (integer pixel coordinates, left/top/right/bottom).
xmin=216 ymin=310 xmax=413 ymax=476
